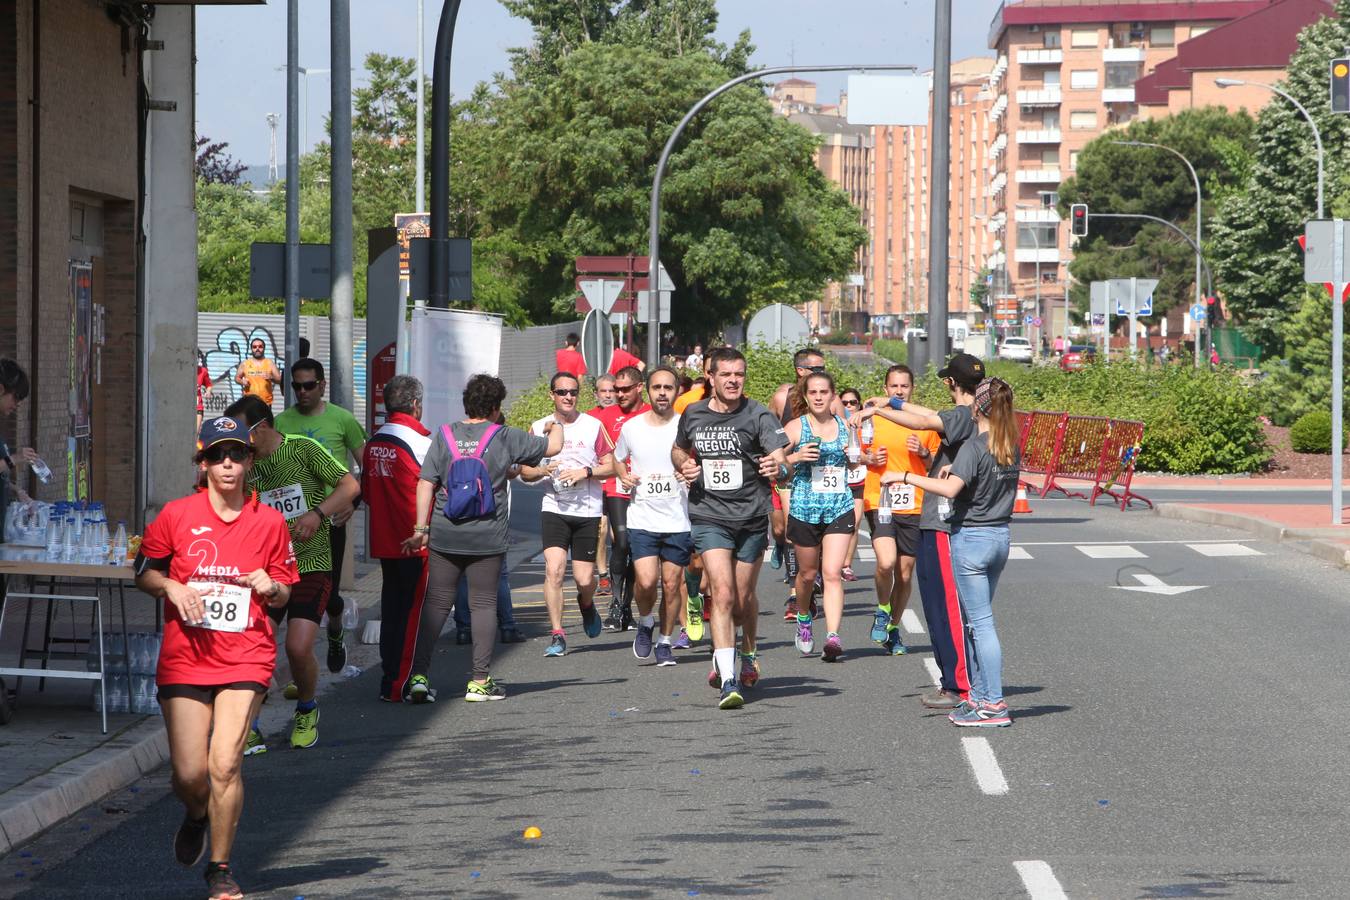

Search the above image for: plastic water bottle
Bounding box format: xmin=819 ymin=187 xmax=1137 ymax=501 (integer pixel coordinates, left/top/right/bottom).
xmin=845 ymin=425 xmax=861 ymax=465
xmin=61 ymin=517 xmax=76 ymax=561
xmin=45 ymin=516 xmax=62 ymax=558
xmin=860 ymin=418 xmax=874 ymax=451
xmin=30 ymin=455 xmax=52 ymax=484
xmin=112 ymin=521 xmax=128 ymax=565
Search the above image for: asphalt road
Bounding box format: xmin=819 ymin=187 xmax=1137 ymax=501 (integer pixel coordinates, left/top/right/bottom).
xmin=8 ymin=496 xmax=1350 ymax=898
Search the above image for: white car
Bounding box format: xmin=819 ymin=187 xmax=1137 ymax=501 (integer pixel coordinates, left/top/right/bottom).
xmin=998 ymin=336 xmax=1034 ymax=363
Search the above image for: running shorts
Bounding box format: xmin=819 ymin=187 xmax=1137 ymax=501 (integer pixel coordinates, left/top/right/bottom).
xmin=866 ymin=513 xmax=920 ymax=557
xmin=786 ymin=510 xmax=855 ymax=547
xmin=540 ymin=511 xmax=601 ymax=562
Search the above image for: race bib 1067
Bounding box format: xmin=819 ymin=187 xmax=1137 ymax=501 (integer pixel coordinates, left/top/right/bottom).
xmin=261 ymin=484 xmax=308 ymax=520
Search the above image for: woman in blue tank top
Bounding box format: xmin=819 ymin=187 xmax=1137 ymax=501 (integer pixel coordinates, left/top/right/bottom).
xmin=783 ymin=372 xmax=858 ymax=662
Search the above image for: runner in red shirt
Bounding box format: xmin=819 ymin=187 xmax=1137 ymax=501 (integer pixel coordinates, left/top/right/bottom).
xmin=608 ymin=344 xmax=647 ymax=376
xmin=555 ymin=332 xmax=587 ymax=378
xmin=589 ymin=365 xmax=649 ymax=631
xmin=134 ymin=415 xmax=298 ymax=900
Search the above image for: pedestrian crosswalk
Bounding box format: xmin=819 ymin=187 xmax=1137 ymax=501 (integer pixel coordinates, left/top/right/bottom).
xmin=848 ymin=535 xmax=1265 ymax=563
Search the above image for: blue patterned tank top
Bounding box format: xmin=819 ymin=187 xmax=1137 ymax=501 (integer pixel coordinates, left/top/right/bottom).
xmin=790 ymin=414 xmax=856 ymax=524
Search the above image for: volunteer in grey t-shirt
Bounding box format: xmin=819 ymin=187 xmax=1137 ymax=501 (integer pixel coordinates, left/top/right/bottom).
xmin=948 ymin=432 xmax=1022 ymax=527
xmin=402 ymin=374 xmax=560 ymax=703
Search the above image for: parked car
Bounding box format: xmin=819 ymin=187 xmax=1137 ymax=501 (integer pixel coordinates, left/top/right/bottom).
xmin=1059 ymin=344 xmax=1097 ymax=371
xmin=997 ymin=336 xmax=1034 ymax=363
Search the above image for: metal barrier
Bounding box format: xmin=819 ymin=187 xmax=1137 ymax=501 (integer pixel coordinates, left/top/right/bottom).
xmin=1041 ymin=415 xmax=1114 ymax=501
xmin=1014 ymin=409 xmax=1151 ymax=510
xmin=1091 ymin=419 xmax=1152 ymax=510
xmin=1017 ymin=410 xmax=1066 ymax=494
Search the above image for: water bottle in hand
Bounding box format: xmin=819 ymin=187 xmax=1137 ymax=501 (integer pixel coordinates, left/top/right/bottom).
xmin=30 ymin=455 xmax=52 ymax=484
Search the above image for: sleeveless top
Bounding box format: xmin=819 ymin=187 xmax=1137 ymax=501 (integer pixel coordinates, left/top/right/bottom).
xmin=790 ymin=414 xmax=856 ymax=524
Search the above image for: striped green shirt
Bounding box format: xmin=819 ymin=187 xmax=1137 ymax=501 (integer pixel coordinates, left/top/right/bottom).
xmin=248 ymin=434 xmax=348 ymax=574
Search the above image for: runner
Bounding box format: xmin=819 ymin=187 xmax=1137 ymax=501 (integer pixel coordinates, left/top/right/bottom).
xmin=673 ymin=348 xmax=789 ymax=709
xmin=837 ymin=388 xmax=866 ymax=582
xmin=555 ymin=332 xmax=587 ymax=379
xmin=519 ymin=372 xmax=615 ymax=658
xmin=134 ymin=415 xmax=298 ymax=900
xmin=861 ymin=366 xmax=939 ymax=655
xmin=223 ymin=395 xmax=359 ymax=751
xmin=782 ymin=372 xmax=856 ymax=661
xmin=593 ymin=374 xmax=617 ymax=409
xmin=614 ymin=365 xmax=690 ymax=667
xmin=195 ymin=351 xmax=214 ymax=434
xmin=590 ymin=365 xmax=650 ymax=631
xmin=851 ymin=352 xmax=984 ymax=708
xmin=593 ymin=375 xmax=616 ymax=596
xmin=882 ymin=377 xmax=1018 ymax=726
xmin=233 ymin=338 xmax=281 ymax=406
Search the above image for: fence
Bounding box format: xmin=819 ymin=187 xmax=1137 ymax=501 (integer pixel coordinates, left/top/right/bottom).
xmin=1017 ymin=410 xmax=1151 ymax=511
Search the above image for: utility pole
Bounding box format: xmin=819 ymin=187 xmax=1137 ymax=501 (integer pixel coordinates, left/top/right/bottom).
xmin=284 ymin=0 xmax=300 ymax=405
xmin=415 ymin=0 xmax=425 ymax=213
xmin=329 ymin=0 xmax=354 ymax=410
xmin=429 ymin=0 xmax=463 ymax=309
xmin=926 ymin=0 xmax=953 ymax=365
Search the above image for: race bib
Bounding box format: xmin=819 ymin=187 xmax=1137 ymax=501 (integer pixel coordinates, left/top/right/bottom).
xmin=810 ymin=465 xmax=848 ymax=494
xmin=261 ymin=483 xmax=308 ymax=520
xmin=553 ymin=473 xmax=581 ymax=494
xmin=613 ymin=476 xmax=631 ymax=497
xmin=636 ymin=473 xmax=678 ymax=502
xmin=702 ymin=458 xmax=743 ymax=491
xmin=888 ymin=483 xmax=917 ymax=512
xmin=847 ymin=464 xmax=867 ymax=486
xmin=185 ymin=581 xmax=251 ymax=633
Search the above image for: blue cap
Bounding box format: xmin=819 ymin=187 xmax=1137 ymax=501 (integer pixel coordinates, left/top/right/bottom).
xmin=197 ymin=415 xmax=251 ymax=452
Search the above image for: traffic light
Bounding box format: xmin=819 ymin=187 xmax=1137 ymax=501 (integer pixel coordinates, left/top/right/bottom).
xmin=1070 ymin=203 xmax=1089 ymax=237
xmin=1332 ymin=58 xmax=1350 ymax=114
xmin=1206 ymin=295 xmax=1219 ymax=327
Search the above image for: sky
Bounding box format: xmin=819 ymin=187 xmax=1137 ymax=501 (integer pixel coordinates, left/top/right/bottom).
xmin=196 ymin=0 xmax=1004 ymax=166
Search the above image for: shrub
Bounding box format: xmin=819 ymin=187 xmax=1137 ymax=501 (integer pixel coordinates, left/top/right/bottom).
xmin=1288 ymin=410 xmax=1346 ymax=454
xmin=872 ymin=339 xmax=907 ymax=365
xmin=506 ymin=377 xmax=597 ymax=430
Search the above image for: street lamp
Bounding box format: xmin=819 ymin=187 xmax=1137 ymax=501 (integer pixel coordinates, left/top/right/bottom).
xmin=1215 ymin=78 xmax=1323 ymax=217
xmin=274 ymin=65 xmax=330 ymax=151
xmin=1113 ymin=140 xmax=1204 ymax=369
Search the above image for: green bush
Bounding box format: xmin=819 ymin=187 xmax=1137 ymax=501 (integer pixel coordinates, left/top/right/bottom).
xmin=506 ymin=377 xmax=597 ymax=430
xmin=872 ymin=339 xmax=907 ymax=365
xmin=1288 ymin=410 xmax=1346 ymax=453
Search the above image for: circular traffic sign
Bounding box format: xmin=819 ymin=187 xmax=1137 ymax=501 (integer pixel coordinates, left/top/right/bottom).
xmin=1032 ymin=316 xmax=1043 ymax=327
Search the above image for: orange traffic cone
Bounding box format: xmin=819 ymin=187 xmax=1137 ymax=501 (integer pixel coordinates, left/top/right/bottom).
xmin=1013 ymin=484 xmax=1033 ymax=514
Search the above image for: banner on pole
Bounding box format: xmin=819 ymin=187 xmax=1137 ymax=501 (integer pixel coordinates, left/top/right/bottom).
xmin=408 ymin=307 xmax=503 ymax=427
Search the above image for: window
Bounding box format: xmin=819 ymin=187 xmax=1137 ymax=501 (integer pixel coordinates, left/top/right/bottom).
xmin=1041 ymin=148 xmax=1059 ymax=165
xmin=1070 ymin=69 xmax=1098 ymax=90
xmin=1069 ymin=150 xmax=1081 ymax=170
xmin=1151 ymin=26 xmax=1175 ymax=47
xmin=1070 ymin=28 xmax=1098 ymax=48
xmin=1189 ymin=25 xmax=1212 ymax=38
xmin=1105 ymin=63 xmax=1141 ymax=89
xmin=1069 ymin=110 xmax=1096 ymax=130
xmin=1043 ymin=31 xmax=1061 ymax=48
xmin=1018 ymin=224 xmax=1057 ymax=247
xmin=1043 ymin=69 xmax=1061 ymax=86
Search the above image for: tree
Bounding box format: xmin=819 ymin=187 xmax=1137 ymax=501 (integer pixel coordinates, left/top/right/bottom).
xmin=195 ymin=135 xmax=246 ymax=185
xmin=1056 ymin=107 xmax=1254 ymax=330
xmin=1209 ymin=0 xmax=1350 ymax=356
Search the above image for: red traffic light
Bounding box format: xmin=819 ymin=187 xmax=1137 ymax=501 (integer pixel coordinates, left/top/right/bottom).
xmin=1206 ymin=296 xmax=1217 ymax=305
xmin=1070 ymin=203 xmax=1089 ymax=237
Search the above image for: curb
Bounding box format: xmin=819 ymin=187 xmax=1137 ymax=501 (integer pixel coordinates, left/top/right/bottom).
xmin=1156 ymin=503 xmax=1350 ymax=568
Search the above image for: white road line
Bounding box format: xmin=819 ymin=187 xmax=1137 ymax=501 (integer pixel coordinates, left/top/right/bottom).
xmin=1075 ymin=544 xmax=1146 ymax=559
xmin=1013 ymin=860 xmax=1069 ymax=900
xmin=899 ymin=608 xmax=925 ymax=635
xmin=1188 ymin=542 xmax=1263 ymax=557
xmin=856 ymin=547 xmax=876 ymax=561
xmin=922 ymin=657 xmax=942 ymax=686
xmin=961 ymin=736 xmax=1009 ymax=796
xmin=1016 ymin=538 xmax=1253 ymax=546
xmin=1008 ymin=545 xmax=1033 ymax=560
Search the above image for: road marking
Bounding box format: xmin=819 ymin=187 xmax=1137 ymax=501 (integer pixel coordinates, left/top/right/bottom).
xmin=1188 ymin=542 xmax=1263 ymax=557
xmin=1008 ymin=545 xmax=1033 ymax=560
xmin=1076 ymin=544 xmax=1146 ymax=559
xmin=899 ymin=608 xmax=925 ymax=634
xmin=1016 ymin=539 xmax=1254 ymax=546
xmin=922 ymin=657 xmax=942 ymax=686
xmin=856 ymin=547 xmax=876 ymax=561
xmin=1114 ymin=572 xmax=1206 ymax=596
xmin=1013 ymin=860 xmax=1069 ymax=900
xmin=961 ymin=736 xmax=1009 ymax=795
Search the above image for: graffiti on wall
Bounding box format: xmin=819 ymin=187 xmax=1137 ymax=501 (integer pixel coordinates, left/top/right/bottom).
xmin=202 ymin=325 xmax=283 ymax=415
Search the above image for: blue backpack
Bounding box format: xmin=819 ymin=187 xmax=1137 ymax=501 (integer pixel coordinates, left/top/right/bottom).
xmin=440 ymin=423 xmax=502 ymax=521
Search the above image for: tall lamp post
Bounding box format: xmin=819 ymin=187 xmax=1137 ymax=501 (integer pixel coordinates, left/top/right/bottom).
xmin=1114 ymin=140 xmax=1204 ymax=369
xmin=1215 ymin=79 xmax=1322 ymax=217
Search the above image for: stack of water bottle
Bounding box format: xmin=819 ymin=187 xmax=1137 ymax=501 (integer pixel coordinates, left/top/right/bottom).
xmin=28 ymin=501 xmax=129 ymax=565
xmin=88 ymin=632 xmax=162 ymax=715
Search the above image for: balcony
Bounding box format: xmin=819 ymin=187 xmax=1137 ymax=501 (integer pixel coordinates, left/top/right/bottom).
xmin=986 ymin=251 xmax=1006 ymax=270
xmin=1014 ymin=247 xmax=1061 ymax=264
xmin=1102 ymin=87 xmax=1136 ymax=103
xmin=1016 ymin=207 xmax=1060 ymax=223
xmin=986 ymin=212 xmax=1007 ymax=233
xmin=990 ymin=132 xmax=1008 ymax=156
xmin=1103 ymin=46 xmax=1146 ymax=63
xmin=1016 ymin=128 xmax=1061 ymax=143
xmin=992 ymin=54 xmax=1009 ymax=78
xmin=1014 ymin=168 xmax=1062 ymax=184
xmin=1016 ymin=88 xmax=1061 ymax=106
xmin=1017 ymin=48 xmax=1063 ymax=65
xmin=990 ymin=93 xmax=1008 ymax=122
xmin=988 ymin=171 xmax=1008 ymax=195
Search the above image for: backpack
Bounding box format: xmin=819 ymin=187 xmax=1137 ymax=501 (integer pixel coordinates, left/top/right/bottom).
xmin=440 ymin=423 xmax=502 ymax=521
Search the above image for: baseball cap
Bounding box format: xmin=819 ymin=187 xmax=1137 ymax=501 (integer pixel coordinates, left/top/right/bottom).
xmin=936 ymin=353 xmax=985 ymax=389
xmin=197 ymin=415 xmax=251 ymax=452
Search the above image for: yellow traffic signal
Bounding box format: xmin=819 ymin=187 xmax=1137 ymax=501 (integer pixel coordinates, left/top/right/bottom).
xmin=1332 ymin=57 xmax=1350 ymax=114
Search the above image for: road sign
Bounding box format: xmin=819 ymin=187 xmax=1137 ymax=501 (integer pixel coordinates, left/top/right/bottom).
xmin=746 ymin=303 xmax=810 ymax=347
xmin=1032 ymin=316 xmax=1043 ymax=327
xmin=250 ymin=242 xmax=332 ymax=299
xmin=635 ymin=290 xmax=671 ymax=324
xmin=581 ymin=309 xmax=614 ymax=376
xmin=1109 ymin=279 xmax=1157 ymax=317
xmin=1190 ymin=303 xmax=1206 ymax=322
xmin=1023 ymin=315 xmax=1034 ymax=326
xmin=579 ymin=279 xmax=625 ymax=315
xmin=1090 ymin=281 xmax=1109 ymax=319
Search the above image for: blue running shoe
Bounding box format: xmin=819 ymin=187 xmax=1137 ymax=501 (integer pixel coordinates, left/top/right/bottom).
xmin=633 ymin=623 xmax=655 ymax=659
xmin=718 ymin=679 xmax=744 ymax=710
xmin=870 ymin=608 xmax=891 ymax=644
xmin=544 ymin=633 xmax=567 ymax=657
xmin=673 ymin=628 xmax=691 ymax=650
xmin=950 ymin=701 xmax=1012 ymax=727
xmin=654 ymin=643 xmax=677 ymax=667
xmin=581 ymin=603 xmax=603 ymax=638
xmin=885 ymin=629 xmax=908 ymax=656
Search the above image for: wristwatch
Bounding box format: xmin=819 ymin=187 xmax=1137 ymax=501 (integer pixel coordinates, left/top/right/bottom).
xmin=585 ymin=466 xmax=593 ymax=479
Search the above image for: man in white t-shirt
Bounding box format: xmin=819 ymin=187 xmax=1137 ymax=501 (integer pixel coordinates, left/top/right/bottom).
xmin=614 ymin=365 xmax=690 ymax=668
xmin=520 ymin=372 xmax=615 ymax=658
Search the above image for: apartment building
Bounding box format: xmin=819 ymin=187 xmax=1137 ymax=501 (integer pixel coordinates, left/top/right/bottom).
xmin=987 ymin=0 xmax=1273 ymax=340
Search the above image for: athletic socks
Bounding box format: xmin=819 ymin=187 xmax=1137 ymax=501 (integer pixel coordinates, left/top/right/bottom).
xmin=796 ymin=613 xmax=812 ymax=625
xmin=657 ymin=633 xmax=673 ymax=646
xmin=714 ymin=648 xmax=736 ymax=685
xmin=684 ymin=569 xmax=701 ymax=597
xmin=877 ymin=603 xmax=891 ymax=617
xmin=639 ymin=613 xmax=657 ymax=628
xmin=296 ymin=699 xmax=317 ymax=713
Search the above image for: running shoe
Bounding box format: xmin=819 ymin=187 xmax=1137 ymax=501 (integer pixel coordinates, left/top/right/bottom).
xmin=921 ymin=689 xmax=965 ymax=709
xmin=409 ymin=674 xmax=436 ymax=703
xmin=707 ymin=666 xmax=721 ymax=689
xmin=685 ymin=593 xmax=707 ymax=644
xmin=870 ymin=609 xmax=891 ymax=644
xmin=204 ymin=862 xmax=244 ymax=900
xmin=769 ymin=542 xmax=783 ymax=570
xmin=596 ymin=575 xmax=612 ymax=598
xmin=740 ymin=653 xmax=760 ymax=688
xmin=950 ymin=701 xmax=1012 ymax=727
xmin=326 ymin=630 xmax=347 ymax=673
xmin=783 ymin=598 xmax=799 ymax=622
xmin=465 ymin=677 xmax=507 ymax=702
xmin=173 ymin=812 xmax=208 ymax=866
xmin=243 ymin=728 xmax=267 ymax=757
xmin=885 ymin=629 xmax=908 ymax=656
xmin=841 ymin=566 xmax=858 ymax=582
xmin=499 ymin=626 xmax=527 ymax=643
xmin=673 ymin=628 xmax=692 ymax=650
xmin=795 ymin=619 xmax=814 ymax=655
xmin=581 ymin=603 xmax=603 ymax=638
xmin=702 ymin=599 xmax=711 ymax=623
xmin=290 ymin=705 xmax=319 ymax=749
xmin=633 ymin=623 xmax=655 ymax=659
xmin=654 ymin=643 xmax=677 ymax=667
xmin=545 ymin=633 xmax=568 ymax=657
xmin=821 ymin=634 xmax=844 ymax=662
xmin=947 ymin=699 xmax=978 ymax=722
xmin=604 ymin=599 xmax=623 ymax=631
xmin=619 ymin=605 xmax=636 ymax=632
xmin=718 ymin=679 xmax=745 ymax=710
xmin=282 ymin=681 xmax=298 ymax=701
xmin=455 ymin=627 xmax=472 ymax=645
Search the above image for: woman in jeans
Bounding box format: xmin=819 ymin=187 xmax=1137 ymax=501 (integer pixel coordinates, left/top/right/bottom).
xmin=402 ymin=375 xmax=562 ymax=703
xmin=882 ymin=378 xmax=1020 ymax=727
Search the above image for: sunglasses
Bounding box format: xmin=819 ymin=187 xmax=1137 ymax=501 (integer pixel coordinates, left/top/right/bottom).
xmin=614 ymin=383 xmax=641 ymax=393
xmin=842 ymin=398 xmax=861 ymax=406
xmin=292 ymin=380 xmax=320 ymax=392
xmin=204 ymin=444 xmax=251 ymax=464
xmin=552 ymin=389 xmax=579 ymax=397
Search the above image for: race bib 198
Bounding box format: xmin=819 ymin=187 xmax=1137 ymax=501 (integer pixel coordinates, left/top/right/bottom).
xmin=185 ymin=581 xmax=251 ymax=633
xmin=810 ymin=465 xmax=847 ymax=494
xmin=702 ymin=459 xmax=743 ymax=491
xmin=261 ymin=483 xmax=308 ymax=520
xmin=888 ymin=483 xmax=917 ymax=511
xmin=636 ymin=473 xmax=677 ymax=502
